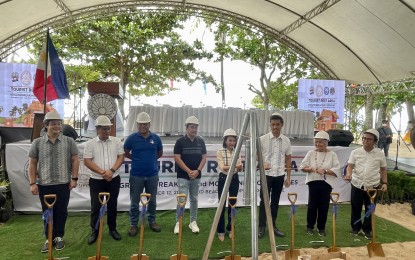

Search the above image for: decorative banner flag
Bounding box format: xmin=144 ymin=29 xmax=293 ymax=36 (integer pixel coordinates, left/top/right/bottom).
xmin=33 ymin=34 xmax=69 ymax=103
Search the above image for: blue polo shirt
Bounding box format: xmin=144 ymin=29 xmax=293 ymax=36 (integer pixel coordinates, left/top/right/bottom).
xmin=124 ymin=132 xmax=163 ymax=177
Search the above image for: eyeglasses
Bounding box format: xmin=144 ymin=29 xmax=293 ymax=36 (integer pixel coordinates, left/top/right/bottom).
xmin=100 ymin=127 xmax=111 ymax=131
xmin=362 ymin=137 xmax=374 ymax=141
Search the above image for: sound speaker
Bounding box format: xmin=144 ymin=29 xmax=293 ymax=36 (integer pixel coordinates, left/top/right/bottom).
xmin=327 ymin=129 xmax=354 ymax=147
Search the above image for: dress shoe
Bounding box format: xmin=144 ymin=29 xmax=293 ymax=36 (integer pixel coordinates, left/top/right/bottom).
xmin=149 ymin=222 xmax=161 ymax=232
xmin=258 ymin=226 xmax=265 ymax=238
xmin=274 ymin=227 xmax=285 ymax=237
xmin=87 ymin=231 xmax=98 ymax=245
xmin=128 ymin=225 xmax=138 ymax=237
xmin=109 ymin=229 xmax=122 ymax=241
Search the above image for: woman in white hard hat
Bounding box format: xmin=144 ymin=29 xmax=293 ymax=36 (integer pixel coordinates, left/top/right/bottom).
xmin=216 ymin=128 xmax=243 ymax=241
xmin=300 ymin=130 xmax=340 ymax=237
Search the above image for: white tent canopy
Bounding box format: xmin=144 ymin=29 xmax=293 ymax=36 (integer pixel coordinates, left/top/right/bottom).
xmin=0 ymin=0 xmax=414 ymax=84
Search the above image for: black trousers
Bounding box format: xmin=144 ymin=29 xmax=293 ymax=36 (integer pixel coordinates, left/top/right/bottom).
xmin=258 ymin=175 xmax=285 ymax=228
xmin=217 ymin=172 xmax=239 ymax=233
xmin=89 ymin=175 xmax=121 ymax=231
xmin=350 ymin=185 xmax=373 ymax=232
xmin=307 ymin=180 xmax=332 ymax=230
xmin=38 ymin=183 xmax=70 ymax=239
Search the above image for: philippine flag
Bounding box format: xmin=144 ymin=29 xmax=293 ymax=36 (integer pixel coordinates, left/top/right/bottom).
xmin=33 ymin=35 xmax=69 ymax=103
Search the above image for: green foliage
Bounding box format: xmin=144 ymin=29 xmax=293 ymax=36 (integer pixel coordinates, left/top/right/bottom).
xmin=27 ymin=13 xmax=217 ymax=118
xmin=0 ymin=207 xmax=414 ymax=259
xmin=208 ymin=20 xmax=321 ymax=109
xmin=384 ymin=171 xmax=415 ymax=203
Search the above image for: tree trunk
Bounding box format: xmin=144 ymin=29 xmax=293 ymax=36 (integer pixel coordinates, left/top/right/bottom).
xmin=365 ymin=94 xmax=374 ymax=130
xmin=406 ymin=101 xmax=415 ymax=124
xmin=376 ymin=102 xmax=388 ymax=128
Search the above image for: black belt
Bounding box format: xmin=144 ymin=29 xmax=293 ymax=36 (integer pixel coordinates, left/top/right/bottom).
xmin=220 ymin=172 xmax=238 ymax=177
xmin=359 ymin=184 xmax=380 ymax=190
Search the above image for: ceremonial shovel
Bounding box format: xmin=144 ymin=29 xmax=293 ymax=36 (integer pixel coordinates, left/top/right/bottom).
xmin=328 ymin=192 xmax=341 ymax=253
xmin=224 ymin=197 xmax=241 ymax=260
xmin=285 ymin=193 xmax=300 ymax=260
xmin=88 ymin=192 xmax=110 ymax=260
xmin=44 ymin=194 xmax=57 ymax=260
xmin=366 ymin=189 xmax=385 ymax=257
xmin=131 ymin=193 xmax=151 ymax=260
xmin=170 ymin=194 xmax=188 ymax=260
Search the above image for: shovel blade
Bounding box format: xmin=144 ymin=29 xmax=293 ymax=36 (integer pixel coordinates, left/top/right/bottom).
xmin=131 ymin=254 xmax=149 ymax=260
xmin=169 ymin=254 xmax=188 ymax=260
xmin=88 ymin=256 xmax=109 ymax=260
xmin=285 ymin=249 xmax=301 ymax=260
xmin=224 ymin=256 xmax=242 ymax=260
xmin=328 ymin=246 xmax=341 ymax=253
xmin=367 ymin=242 xmax=385 ymax=257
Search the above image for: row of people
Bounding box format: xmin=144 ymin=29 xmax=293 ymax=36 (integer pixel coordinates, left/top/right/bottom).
xmin=28 ymin=111 xmax=387 ymax=253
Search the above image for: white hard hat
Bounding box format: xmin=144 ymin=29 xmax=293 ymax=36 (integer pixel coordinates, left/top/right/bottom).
xmin=95 ymin=115 xmax=112 ymax=126
xmin=314 ymin=130 xmax=330 ymax=141
xmin=43 ymin=110 xmax=62 ymax=123
xmin=271 ymin=112 xmax=283 ymax=118
xmin=136 ymin=112 xmax=151 ymax=123
xmin=185 ymin=116 xmax=199 ymax=125
xmin=364 ymin=129 xmax=379 ymax=141
xmin=223 ymin=128 xmax=237 ymax=138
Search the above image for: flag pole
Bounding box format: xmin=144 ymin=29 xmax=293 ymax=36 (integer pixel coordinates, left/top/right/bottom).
xmin=43 ymin=29 xmax=50 ymax=114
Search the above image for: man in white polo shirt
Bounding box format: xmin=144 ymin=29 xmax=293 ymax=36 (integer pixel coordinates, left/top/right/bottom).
xmin=258 ymin=112 xmax=292 ymax=238
xmin=83 ymin=115 xmax=124 ymax=245
xmin=344 ymin=129 xmax=388 ymax=240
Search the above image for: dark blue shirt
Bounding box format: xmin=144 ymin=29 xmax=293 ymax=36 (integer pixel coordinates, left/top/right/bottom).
xmin=174 ymin=135 xmax=207 ymax=179
xmin=124 ymin=132 xmax=163 ymax=177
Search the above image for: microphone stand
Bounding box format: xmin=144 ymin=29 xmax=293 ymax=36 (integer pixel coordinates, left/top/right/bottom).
xmin=388 ymin=109 xmax=412 ymax=170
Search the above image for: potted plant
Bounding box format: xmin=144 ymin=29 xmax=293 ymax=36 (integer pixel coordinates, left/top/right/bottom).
xmin=0 ymin=179 xmax=9 ymax=193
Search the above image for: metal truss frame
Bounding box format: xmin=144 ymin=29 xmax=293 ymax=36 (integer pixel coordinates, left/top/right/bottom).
xmin=0 ymin=0 xmax=336 ymax=80
xmin=346 ymin=79 xmax=415 ymax=96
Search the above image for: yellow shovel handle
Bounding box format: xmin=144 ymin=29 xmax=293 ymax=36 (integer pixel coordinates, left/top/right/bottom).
xmin=140 ymin=193 xmax=151 ymax=206
xmin=44 ymin=194 xmax=57 ymax=208
xmin=330 ymin=192 xmax=340 ymax=203
xmin=177 ymin=193 xmax=187 ymax=207
xmin=99 ymin=192 xmax=110 ymax=205
xmin=288 ymin=192 xmax=297 ymax=205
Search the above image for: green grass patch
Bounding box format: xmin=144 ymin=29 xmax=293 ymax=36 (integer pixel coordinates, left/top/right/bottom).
xmin=0 ymin=204 xmax=414 ymax=259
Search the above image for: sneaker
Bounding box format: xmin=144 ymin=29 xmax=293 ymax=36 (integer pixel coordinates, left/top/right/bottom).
xmin=40 ymin=240 xmax=49 ymax=253
xmin=318 ymin=229 xmax=326 ymax=237
xmin=54 ymin=237 xmax=65 ymax=251
xmin=306 ymin=228 xmax=314 ymax=235
xmin=128 ymin=226 xmax=138 ymax=237
xmin=189 ymin=221 xmax=199 ymax=233
xmin=174 ymin=222 xmax=180 ymax=234
xmin=364 ymin=230 xmax=372 ymax=240
xmin=350 ymin=230 xmax=359 ymax=236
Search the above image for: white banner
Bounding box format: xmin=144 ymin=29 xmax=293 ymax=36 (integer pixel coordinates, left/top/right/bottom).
xmin=6 ymin=142 xmax=353 ymax=212
xmin=298 ymin=79 xmax=346 ymax=124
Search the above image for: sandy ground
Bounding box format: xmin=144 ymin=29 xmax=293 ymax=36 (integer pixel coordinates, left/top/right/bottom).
xmin=237 ymin=197 xmax=415 ymax=260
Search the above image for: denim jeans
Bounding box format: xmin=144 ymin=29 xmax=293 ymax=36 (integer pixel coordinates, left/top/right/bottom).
xmin=176 ymin=178 xmax=200 ymax=222
xmin=129 ymin=175 xmax=159 ymax=226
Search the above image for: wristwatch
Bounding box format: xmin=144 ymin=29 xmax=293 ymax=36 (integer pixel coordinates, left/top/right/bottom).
xmin=110 ymin=168 xmax=116 ymax=173
xmin=71 ymin=177 xmax=78 ymax=181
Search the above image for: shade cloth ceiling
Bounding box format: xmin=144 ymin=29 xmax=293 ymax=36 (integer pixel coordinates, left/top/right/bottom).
xmin=0 ymin=0 xmax=414 ymax=84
